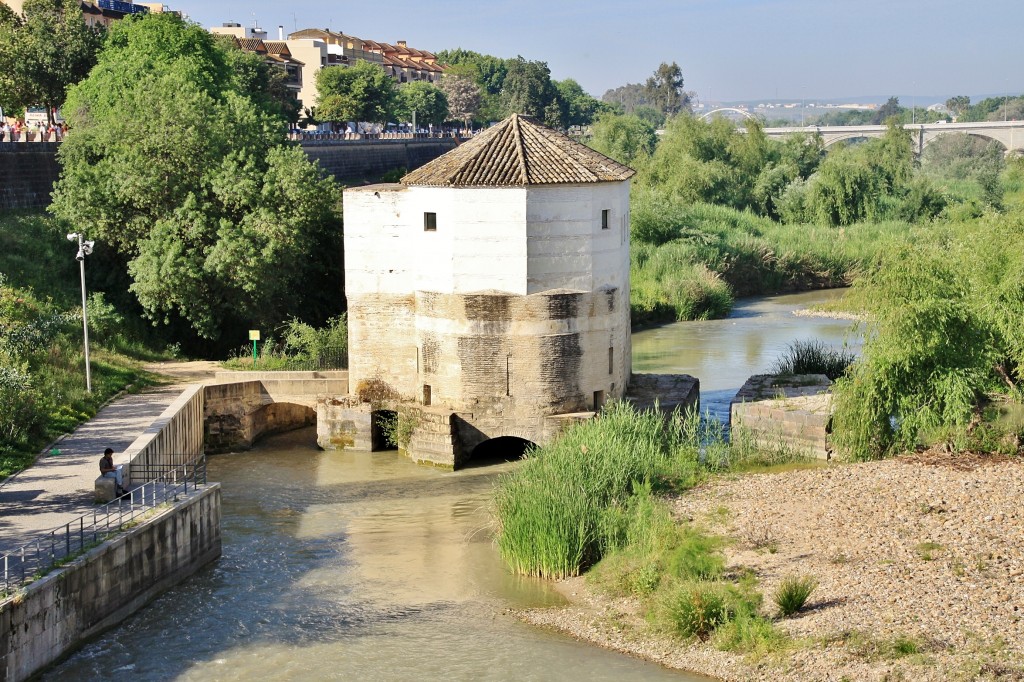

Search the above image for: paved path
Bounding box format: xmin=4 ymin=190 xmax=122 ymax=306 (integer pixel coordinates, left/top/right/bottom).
xmin=0 ymin=362 xmax=219 ymax=556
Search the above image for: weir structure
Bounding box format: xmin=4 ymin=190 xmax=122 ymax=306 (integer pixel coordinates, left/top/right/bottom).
xmin=320 ymin=114 xmax=698 ymax=467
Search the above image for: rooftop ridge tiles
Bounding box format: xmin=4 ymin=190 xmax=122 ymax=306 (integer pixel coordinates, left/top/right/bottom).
xmin=401 ymin=114 xmax=634 ymax=187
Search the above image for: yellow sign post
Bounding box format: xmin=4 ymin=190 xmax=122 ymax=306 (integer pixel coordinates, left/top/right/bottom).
xmin=249 ymin=330 xmax=260 ymax=365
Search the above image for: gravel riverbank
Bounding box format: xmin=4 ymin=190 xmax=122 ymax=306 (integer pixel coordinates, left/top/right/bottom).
xmin=519 ymin=455 xmax=1024 ymax=681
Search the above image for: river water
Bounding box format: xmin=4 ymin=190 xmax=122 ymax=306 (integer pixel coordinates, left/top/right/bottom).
xmin=45 ymin=291 xmax=855 ymax=682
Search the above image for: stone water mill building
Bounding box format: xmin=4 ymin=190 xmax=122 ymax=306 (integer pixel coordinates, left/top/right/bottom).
xmin=317 ymin=114 xmax=697 ymax=467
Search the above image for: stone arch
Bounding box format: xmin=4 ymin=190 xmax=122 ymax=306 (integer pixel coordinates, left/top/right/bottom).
xmin=249 ymin=402 xmax=316 ymax=446
xmin=821 ymin=132 xmax=877 ymax=149
xmin=919 ymin=130 xmax=1008 ymax=154
xmin=465 ymin=436 xmax=537 ymax=467
xmin=370 ymin=409 xmax=398 ymax=451
xmin=699 ymin=107 xmax=758 ymax=122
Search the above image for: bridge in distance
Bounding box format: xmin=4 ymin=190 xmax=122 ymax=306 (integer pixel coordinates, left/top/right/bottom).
xmin=759 ymin=119 xmax=1024 ymax=155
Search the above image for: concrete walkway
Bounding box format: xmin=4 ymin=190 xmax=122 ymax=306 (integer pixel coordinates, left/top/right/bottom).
xmin=0 ymin=362 xmax=219 ymax=556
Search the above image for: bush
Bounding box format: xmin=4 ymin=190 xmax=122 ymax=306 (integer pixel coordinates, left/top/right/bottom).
xmin=224 ymin=315 xmax=348 ymax=371
xmin=658 ymin=582 xmax=731 ymax=639
xmin=774 ymin=575 xmax=818 ymax=616
xmin=771 ymin=340 xmax=856 ymax=380
xmin=830 ymin=224 xmax=1009 ymax=460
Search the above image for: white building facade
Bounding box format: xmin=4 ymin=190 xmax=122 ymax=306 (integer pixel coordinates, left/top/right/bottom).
xmin=333 ymin=115 xmax=635 ymax=466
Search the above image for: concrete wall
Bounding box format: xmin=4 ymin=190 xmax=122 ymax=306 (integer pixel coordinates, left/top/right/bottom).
xmin=0 ymin=142 xmax=60 ymax=211
xmin=122 ymin=385 xmax=205 ymax=485
xmin=0 ymin=486 xmax=222 ymax=682
xmin=303 ymin=139 xmax=456 ymax=182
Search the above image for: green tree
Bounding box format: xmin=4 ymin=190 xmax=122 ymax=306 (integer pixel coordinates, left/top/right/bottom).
xmin=439 ymin=74 xmax=481 ymax=127
xmin=602 ymin=82 xmax=650 ymax=114
xmin=871 ymin=96 xmax=903 ymax=125
xmin=51 ymin=13 xmax=342 ymax=343
xmin=500 ymin=56 xmax=562 ymax=127
xmin=643 ymin=61 xmax=692 ymax=116
xmin=316 ymin=61 xmax=396 ymax=124
xmin=394 ymin=81 xmax=448 ymax=126
xmin=0 ymin=0 xmax=104 ymax=124
xmin=945 ymin=95 xmax=970 ymax=119
xmin=586 ymin=113 xmax=657 ymax=166
xmin=554 ymin=78 xmax=601 ymax=128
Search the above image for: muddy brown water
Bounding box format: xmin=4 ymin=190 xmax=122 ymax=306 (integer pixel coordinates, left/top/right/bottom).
xmin=45 ymin=291 xmax=854 ymax=681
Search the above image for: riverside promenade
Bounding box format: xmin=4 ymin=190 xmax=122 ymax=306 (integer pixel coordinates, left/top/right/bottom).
xmin=0 ymin=362 xmax=218 ymax=556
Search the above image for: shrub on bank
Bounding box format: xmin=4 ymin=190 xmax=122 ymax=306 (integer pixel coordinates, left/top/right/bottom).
xmin=771 ymin=340 xmax=856 ymax=381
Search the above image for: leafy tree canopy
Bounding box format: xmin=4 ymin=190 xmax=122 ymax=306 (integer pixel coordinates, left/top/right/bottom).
xmin=872 ymin=96 xmax=902 ymax=125
xmin=316 ymin=61 xmax=396 ymax=123
xmin=394 ymin=81 xmax=448 ymax=125
xmin=554 ymin=78 xmax=603 ymax=129
xmin=51 ymin=13 xmax=342 ymax=344
xmin=603 ymin=62 xmax=694 ymax=118
xmin=439 ymin=74 xmax=481 ymax=125
xmin=0 ymin=0 xmax=104 ymax=122
xmin=586 ymin=113 xmax=657 ymax=166
xmin=499 ymin=56 xmax=563 ymax=127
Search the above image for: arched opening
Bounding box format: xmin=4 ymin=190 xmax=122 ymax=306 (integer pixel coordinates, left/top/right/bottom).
xmin=823 ymin=136 xmax=871 ymax=151
xmin=465 ymin=436 xmax=535 ymax=468
xmin=371 ymin=410 xmax=398 ymax=451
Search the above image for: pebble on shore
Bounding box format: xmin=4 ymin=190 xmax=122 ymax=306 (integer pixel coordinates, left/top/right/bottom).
xmin=519 ymin=455 xmax=1024 ymax=681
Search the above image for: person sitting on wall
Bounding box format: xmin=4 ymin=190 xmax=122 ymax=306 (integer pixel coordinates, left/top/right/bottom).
xmin=99 ymin=447 xmax=126 ymax=497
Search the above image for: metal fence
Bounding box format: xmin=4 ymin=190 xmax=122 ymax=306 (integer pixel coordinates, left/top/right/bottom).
xmin=1 ymin=455 xmax=208 ymax=595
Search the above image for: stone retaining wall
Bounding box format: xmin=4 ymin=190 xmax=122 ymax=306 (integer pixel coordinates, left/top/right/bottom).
xmin=0 ymin=140 xmax=455 ymax=213
xmin=303 ymin=139 xmax=456 ymax=181
xmin=730 ymin=374 xmax=833 ymax=459
xmin=0 ymin=142 xmax=60 ymax=211
xmin=0 ymin=486 xmax=222 ymax=682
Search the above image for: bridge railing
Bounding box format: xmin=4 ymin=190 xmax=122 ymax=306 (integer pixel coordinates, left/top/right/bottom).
xmin=0 ymin=455 xmax=208 ymax=596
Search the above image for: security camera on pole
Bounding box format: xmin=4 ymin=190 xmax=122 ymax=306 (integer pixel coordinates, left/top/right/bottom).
xmin=67 ymin=232 xmax=95 ymax=392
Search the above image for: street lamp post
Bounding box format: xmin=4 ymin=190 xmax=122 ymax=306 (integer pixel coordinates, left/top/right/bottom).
xmin=67 ymin=232 xmax=94 ymax=392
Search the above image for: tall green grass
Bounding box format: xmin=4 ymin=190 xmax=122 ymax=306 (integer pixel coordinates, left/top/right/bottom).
xmin=771 ymin=340 xmax=856 ymax=380
xmin=494 ymin=402 xmax=707 ymax=578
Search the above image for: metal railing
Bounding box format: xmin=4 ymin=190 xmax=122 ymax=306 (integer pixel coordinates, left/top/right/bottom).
xmin=1 ymin=455 xmax=208 ymax=595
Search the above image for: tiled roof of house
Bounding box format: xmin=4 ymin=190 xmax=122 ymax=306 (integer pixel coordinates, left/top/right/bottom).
xmin=401 ymin=114 xmax=635 ymax=187
xmin=263 ymin=41 xmax=292 ymax=56
xmin=236 ymin=38 xmax=267 ymax=53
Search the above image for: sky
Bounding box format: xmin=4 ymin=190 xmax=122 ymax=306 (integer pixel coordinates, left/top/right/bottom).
xmin=171 ymin=0 xmax=1022 ymax=104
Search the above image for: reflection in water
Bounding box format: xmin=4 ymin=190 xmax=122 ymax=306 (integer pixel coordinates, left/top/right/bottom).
xmin=632 ymin=290 xmax=858 ymax=423
xmin=46 ymin=291 xmax=849 ymax=682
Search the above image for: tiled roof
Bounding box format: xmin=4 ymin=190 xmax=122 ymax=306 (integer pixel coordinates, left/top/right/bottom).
xmin=263 ymin=41 xmax=292 ymax=56
xmin=236 ymin=38 xmax=267 ymax=54
xmin=401 ymin=114 xmax=635 ymax=187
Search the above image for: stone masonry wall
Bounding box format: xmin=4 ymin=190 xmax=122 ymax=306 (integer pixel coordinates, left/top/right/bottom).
xmin=0 ymin=143 xmax=60 ymax=211
xmin=0 ymin=486 xmax=222 ymax=682
xmin=730 ymin=374 xmax=833 ymax=459
xmin=302 ymin=139 xmax=457 ymax=182
xmin=0 ymin=140 xmax=453 ymax=213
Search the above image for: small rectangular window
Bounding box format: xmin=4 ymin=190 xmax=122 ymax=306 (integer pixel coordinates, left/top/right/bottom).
xmin=424 ymin=212 xmax=437 ymax=231
xmin=601 ymin=209 xmax=610 ymax=230
xmin=608 ymin=347 xmax=614 ymax=374
xmin=423 ymin=384 xmax=432 ymax=406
